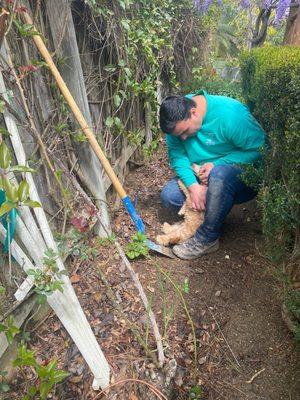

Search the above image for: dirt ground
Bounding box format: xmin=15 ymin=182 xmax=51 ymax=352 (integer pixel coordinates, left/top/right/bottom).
xmin=5 ymin=145 xmax=300 ymax=400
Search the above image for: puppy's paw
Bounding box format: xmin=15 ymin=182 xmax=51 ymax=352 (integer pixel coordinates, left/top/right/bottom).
xmin=162 ymin=222 xmax=172 ymax=234
xmin=156 ymin=235 xmax=170 ymax=246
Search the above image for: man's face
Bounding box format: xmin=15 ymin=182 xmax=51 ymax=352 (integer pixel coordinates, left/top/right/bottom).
xmin=172 ymin=108 xmax=202 ymax=141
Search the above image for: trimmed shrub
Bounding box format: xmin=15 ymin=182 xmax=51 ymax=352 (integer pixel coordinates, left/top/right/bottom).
xmin=240 ymin=45 xmax=300 ymax=262
xmin=240 ymin=45 xmax=300 ymax=340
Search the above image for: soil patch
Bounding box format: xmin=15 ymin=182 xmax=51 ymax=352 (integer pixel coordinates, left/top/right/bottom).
xmin=5 ymin=146 xmax=300 ymax=400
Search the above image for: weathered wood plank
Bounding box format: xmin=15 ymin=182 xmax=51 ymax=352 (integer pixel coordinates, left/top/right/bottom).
xmin=46 ymin=0 xmax=110 ymax=236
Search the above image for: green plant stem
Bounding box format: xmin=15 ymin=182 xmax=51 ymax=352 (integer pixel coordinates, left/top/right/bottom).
xmin=7 ymin=220 xmax=11 ymax=284
xmin=152 ymin=257 xmax=198 ymax=375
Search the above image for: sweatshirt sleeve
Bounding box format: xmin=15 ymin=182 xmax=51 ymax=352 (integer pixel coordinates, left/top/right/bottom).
xmin=214 ymin=113 xmax=266 ymax=166
xmin=166 ymin=134 xmax=197 ymax=187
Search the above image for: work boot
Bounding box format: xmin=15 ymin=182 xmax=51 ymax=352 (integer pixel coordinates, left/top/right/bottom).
xmin=172 ymin=237 xmax=219 ymax=260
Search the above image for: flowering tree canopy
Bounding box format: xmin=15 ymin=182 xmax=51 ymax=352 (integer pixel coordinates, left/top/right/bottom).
xmin=193 ymin=0 xmax=300 ymax=47
xmin=194 ymin=0 xmax=298 ymax=25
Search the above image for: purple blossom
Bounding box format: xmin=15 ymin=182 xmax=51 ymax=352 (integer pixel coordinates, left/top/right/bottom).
xmin=263 ymin=0 xmax=272 ymax=10
xmin=193 ymin=0 xmax=214 ymax=12
xmin=274 ymin=0 xmax=291 ymax=25
xmin=240 ymin=0 xmax=250 ymax=8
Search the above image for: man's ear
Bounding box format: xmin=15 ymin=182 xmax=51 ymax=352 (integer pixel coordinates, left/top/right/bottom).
xmin=190 ymin=107 xmax=199 ymax=119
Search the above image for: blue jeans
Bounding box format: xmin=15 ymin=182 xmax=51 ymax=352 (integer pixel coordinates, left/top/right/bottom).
xmin=160 ymin=165 xmax=257 ymax=243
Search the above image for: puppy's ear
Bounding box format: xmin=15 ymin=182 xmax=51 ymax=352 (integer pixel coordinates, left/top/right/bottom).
xmin=192 ymin=163 xmax=200 ymax=175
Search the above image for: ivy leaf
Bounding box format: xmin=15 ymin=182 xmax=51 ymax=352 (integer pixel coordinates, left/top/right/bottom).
xmin=0 ymin=142 xmax=11 ymax=169
xmin=114 ymin=94 xmax=121 ymax=108
xmin=22 ymin=200 xmax=41 ymax=208
xmin=118 ymin=59 xmax=126 ymax=67
xmin=121 ymin=19 xmax=130 ymax=30
xmin=103 ymin=64 xmax=116 ymax=72
xmin=105 ymin=116 xmax=114 ymax=128
xmin=0 ymin=382 xmax=10 ymax=392
xmin=17 ymin=180 xmax=30 ymax=202
xmin=11 ymin=165 xmax=36 ymax=173
xmin=0 ymin=100 xmax=5 ymax=113
xmin=2 ymin=178 xmax=18 ymax=202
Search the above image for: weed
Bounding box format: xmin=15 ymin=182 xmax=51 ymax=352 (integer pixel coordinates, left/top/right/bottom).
xmin=125 ymin=232 xmax=148 ymax=259
xmin=0 ymin=371 xmax=10 ymax=393
xmin=27 ymin=249 xmax=67 ymax=304
xmin=13 ymin=344 xmax=69 ymax=400
xmin=0 ymin=315 xmax=20 ymax=344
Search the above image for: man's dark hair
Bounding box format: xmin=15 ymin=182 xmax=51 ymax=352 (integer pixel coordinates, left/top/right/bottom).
xmin=159 ymin=95 xmax=196 ymax=134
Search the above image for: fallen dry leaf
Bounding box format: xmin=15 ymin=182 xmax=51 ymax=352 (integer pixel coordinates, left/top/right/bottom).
xmin=93 ymin=292 xmax=102 ymax=302
xmin=70 ymin=274 xmax=80 ymax=283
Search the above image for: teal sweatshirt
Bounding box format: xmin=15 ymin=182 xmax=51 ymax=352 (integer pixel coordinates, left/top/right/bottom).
xmin=166 ymin=90 xmax=266 ymax=187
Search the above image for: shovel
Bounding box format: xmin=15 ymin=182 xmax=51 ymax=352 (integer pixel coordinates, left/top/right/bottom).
xmin=22 ymin=12 xmax=175 ymax=259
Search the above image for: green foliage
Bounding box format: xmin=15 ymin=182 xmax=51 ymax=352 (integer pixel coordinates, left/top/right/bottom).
xmin=0 ymin=141 xmax=41 ymax=218
xmin=189 ymin=385 xmax=203 ymax=399
xmin=125 ymin=232 xmax=148 ymax=259
xmin=27 ymin=249 xmax=67 ymax=304
xmin=240 ymin=45 xmax=300 ymax=262
xmin=183 ymin=66 xmax=243 ymax=101
xmin=13 ymin=345 xmax=69 ymax=400
xmin=0 ymin=371 xmax=10 ymax=393
xmin=284 ymin=289 xmax=300 ymax=342
xmin=55 ymin=228 xmax=100 ymax=261
xmin=85 ymin=0 xmax=209 ymax=145
xmin=182 ymin=278 xmax=190 ymax=294
xmin=14 ymin=20 xmax=42 ymax=38
xmin=0 ymin=315 xmax=20 ymax=345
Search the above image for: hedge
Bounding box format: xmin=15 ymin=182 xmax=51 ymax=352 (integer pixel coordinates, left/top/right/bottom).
xmin=240 ymin=45 xmax=300 ymax=262
xmin=240 ymin=45 xmax=300 ymax=339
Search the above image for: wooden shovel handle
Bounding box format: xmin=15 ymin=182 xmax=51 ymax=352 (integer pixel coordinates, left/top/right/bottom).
xmin=22 ymin=11 xmax=127 ymax=199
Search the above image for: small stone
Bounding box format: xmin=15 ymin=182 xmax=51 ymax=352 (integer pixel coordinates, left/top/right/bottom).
xmin=198 ymin=356 xmax=207 ymax=365
xmin=196 ymin=268 xmax=204 ymax=274
xmin=215 ymin=290 xmax=221 ymax=297
xmin=225 ymin=254 xmax=230 ymax=259
xmin=150 ymin=370 xmax=156 ymax=380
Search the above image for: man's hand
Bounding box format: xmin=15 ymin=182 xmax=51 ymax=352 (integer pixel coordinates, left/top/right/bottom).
xmin=199 ymin=162 xmax=214 ymax=185
xmin=188 ymin=183 xmax=208 ymax=211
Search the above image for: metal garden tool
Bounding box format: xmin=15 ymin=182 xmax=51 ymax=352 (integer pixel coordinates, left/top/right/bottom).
xmin=22 ymin=11 xmax=175 ymax=259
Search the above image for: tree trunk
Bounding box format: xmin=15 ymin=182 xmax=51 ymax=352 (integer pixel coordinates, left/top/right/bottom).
xmin=283 ymin=4 xmax=300 ymax=45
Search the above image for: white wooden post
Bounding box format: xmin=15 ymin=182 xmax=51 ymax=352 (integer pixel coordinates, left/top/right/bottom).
xmin=0 ymin=71 xmax=110 ymax=390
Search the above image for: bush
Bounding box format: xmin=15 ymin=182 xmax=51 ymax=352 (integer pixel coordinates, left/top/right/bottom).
xmin=240 ymin=45 xmax=300 ymax=341
xmin=240 ymin=45 xmax=300 ymax=262
xmin=182 ymin=66 xmax=243 ymax=101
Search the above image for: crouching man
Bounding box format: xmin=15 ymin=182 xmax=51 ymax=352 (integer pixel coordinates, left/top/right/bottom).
xmin=159 ymin=90 xmax=266 ymax=260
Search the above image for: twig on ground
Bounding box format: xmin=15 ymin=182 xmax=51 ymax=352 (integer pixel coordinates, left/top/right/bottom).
xmin=153 ymin=258 xmax=198 ymax=374
xmin=115 ymin=241 xmax=165 ymax=367
xmin=246 ymin=368 xmax=265 ymax=384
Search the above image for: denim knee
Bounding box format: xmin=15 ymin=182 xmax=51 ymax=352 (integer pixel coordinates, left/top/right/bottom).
xmin=209 ymin=164 xmax=241 ymax=183
xmin=160 ymin=179 xmax=185 ymax=208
